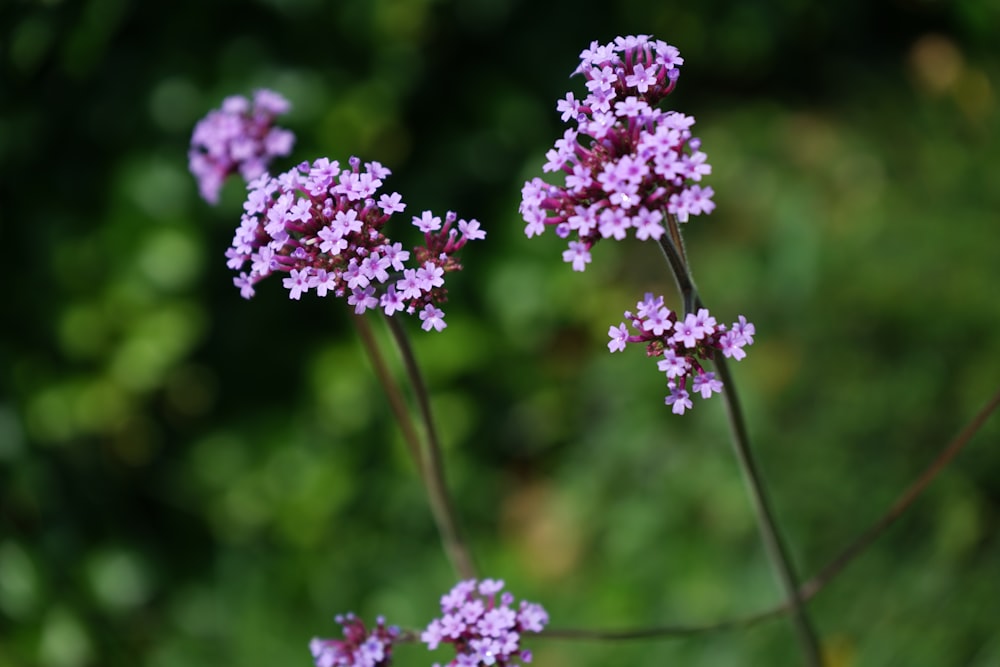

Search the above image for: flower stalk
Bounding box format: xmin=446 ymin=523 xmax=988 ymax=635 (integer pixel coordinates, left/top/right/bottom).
xmin=383 ymin=314 xmax=478 ymax=581
xmin=519 ymin=33 xmax=822 ymax=662
xmin=658 ymin=217 xmax=822 ymax=665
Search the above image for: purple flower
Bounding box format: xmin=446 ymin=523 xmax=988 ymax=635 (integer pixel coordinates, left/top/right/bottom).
xmin=656 ymin=348 xmax=689 ymax=379
xmin=608 ymin=323 xmax=629 ymax=353
xmin=419 ymin=304 xmax=447 ymax=332
xmin=519 ymin=35 xmax=715 ymax=270
xmin=612 ymin=293 xmax=754 ymax=412
xmin=310 ymin=613 xmax=399 ymax=667
xmin=692 ymin=371 xmax=724 ymax=399
xmin=731 ymin=315 xmax=756 ymax=345
xmin=226 ymin=157 xmax=484 ymax=329
xmin=562 ymin=240 xmax=592 ymax=272
xmin=665 ymin=384 xmax=693 ymax=415
xmin=189 ymin=89 xmax=295 ymax=204
xmin=516 ymin=602 xmax=548 ymax=634
xmin=423 ymin=579 xmax=548 ymax=667
xmin=642 ymin=307 xmax=673 ymax=337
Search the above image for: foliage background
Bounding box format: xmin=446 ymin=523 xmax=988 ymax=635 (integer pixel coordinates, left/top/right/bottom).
xmin=2 ymin=0 xmax=999 ymax=665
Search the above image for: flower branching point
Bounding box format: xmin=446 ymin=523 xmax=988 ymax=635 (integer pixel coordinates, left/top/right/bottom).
xmin=422 ymin=579 xmax=549 ymax=667
xmin=520 ymin=34 xmax=713 ymax=271
xmin=189 ymin=89 xmax=295 ymax=204
xmin=227 ymin=156 xmax=485 ymax=331
xmin=609 ymin=293 xmax=755 ymax=414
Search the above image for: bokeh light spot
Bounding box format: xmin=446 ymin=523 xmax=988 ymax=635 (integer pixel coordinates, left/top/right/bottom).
xmin=87 ymin=549 xmax=154 ymax=611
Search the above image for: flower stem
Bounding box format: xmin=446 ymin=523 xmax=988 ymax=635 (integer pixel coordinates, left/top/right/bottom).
xmin=659 ymin=216 xmax=698 ymax=315
xmin=353 ymin=314 xmax=425 ymax=475
xmin=541 ymin=384 xmax=1000 ymax=642
xmin=712 ymin=350 xmax=823 ymax=665
xmin=657 ymin=225 xmax=823 ymax=666
xmin=383 ymin=314 xmax=478 ymax=581
xmin=798 ymin=384 xmax=1000 ymax=601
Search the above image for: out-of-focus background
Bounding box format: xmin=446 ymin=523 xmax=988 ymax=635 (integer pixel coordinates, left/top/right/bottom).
xmin=2 ymin=0 xmax=999 ymax=665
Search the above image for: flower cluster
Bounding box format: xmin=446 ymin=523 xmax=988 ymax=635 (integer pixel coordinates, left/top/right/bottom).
xmin=227 ymin=156 xmax=485 ymax=331
xmin=609 ymin=293 xmax=755 ymax=414
xmin=189 ymin=89 xmax=295 ymax=204
xmin=520 ymin=35 xmax=714 ymax=271
xmin=421 ymin=579 xmax=548 ymax=667
xmin=310 ymin=613 xmax=400 ymax=667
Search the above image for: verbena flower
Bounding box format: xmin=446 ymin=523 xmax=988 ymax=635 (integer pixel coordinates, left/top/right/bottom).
xmin=227 ymin=156 xmax=484 ymax=331
xmin=310 ymin=613 xmax=400 ymax=667
xmin=520 ymin=34 xmax=714 ymax=271
xmin=189 ymin=89 xmax=295 ymax=204
xmin=422 ymin=579 xmax=548 ymax=667
xmin=609 ymin=293 xmax=755 ymax=414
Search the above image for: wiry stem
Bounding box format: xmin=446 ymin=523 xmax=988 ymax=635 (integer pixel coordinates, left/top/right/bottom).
xmin=541 ymin=603 xmax=787 ymax=641
xmin=798 ymin=384 xmax=1000 ymax=600
xmin=541 ymin=385 xmax=1000 ymax=641
xmin=383 ymin=314 xmax=478 ymax=581
xmin=352 ymin=313 xmax=477 ymax=580
xmin=711 ymin=347 xmax=822 ymax=665
xmin=657 ymin=220 xmax=823 ymax=666
xmin=352 ymin=314 xmax=425 ymax=475
xmin=658 ymin=215 xmax=698 ymax=315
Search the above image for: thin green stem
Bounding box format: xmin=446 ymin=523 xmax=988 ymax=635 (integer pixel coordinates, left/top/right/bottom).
xmin=798 ymin=384 xmax=1000 ymax=601
xmin=659 ymin=216 xmax=697 ymax=315
xmin=657 ymin=224 xmax=823 ymax=666
xmin=352 ymin=313 xmax=477 ymax=580
xmin=712 ymin=349 xmax=822 ymax=665
xmin=352 ymin=314 xmax=426 ymax=476
xmin=541 ymin=603 xmax=787 ymax=641
xmin=539 ymin=385 xmax=1000 ymax=642
xmin=383 ymin=314 xmax=478 ymax=581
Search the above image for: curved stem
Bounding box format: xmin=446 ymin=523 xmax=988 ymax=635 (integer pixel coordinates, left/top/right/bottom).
xmin=383 ymin=314 xmax=478 ymax=581
xmin=657 ymin=227 xmax=822 ymax=665
xmin=540 ymin=386 xmax=999 ymax=642
xmin=542 ymin=603 xmax=787 ymax=640
xmin=798 ymin=384 xmax=1000 ymax=600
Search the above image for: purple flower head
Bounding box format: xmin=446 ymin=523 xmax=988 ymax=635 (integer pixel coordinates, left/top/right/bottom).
xmin=519 ymin=36 xmax=715 ymax=270
xmin=310 ymin=613 xmax=400 ymax=667
xmin=189 ymin=89 xmax=295 ymax=204
xmin=611 ymin=295 xmax=754 ymax=412
xmin=227 ymin=157 xmax=484 ymax=329
xmin=423 ymin=579 xmax=548 ymax=667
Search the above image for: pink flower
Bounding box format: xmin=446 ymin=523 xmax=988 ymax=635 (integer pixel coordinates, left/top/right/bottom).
xmin=422 ymin=579 xmax=548 ymax=667
xmin=189 ymin=89 xmax=295 ymax=204
xmin=611 ymin=294 xmax=755 ymax=413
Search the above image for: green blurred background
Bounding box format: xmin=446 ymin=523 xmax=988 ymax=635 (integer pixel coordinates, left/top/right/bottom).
xmin=2 ymin=0 xmax=1000 ymax=665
